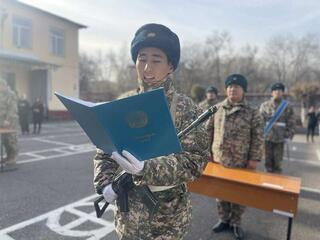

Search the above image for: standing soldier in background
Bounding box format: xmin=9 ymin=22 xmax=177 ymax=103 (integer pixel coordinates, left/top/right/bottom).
xmin=317 ymin=107 xmax=320 ymax=137
xmin=0 ymin=78 xmax=19 ymax=170
xmin=306 ymin=106 xmax=318 ymax=142
xmin=32 ymin=98 xmax=44 ymax=134
xmin=260 ymin=83 xmax=295 ymax=173
xmin=206 ymin=74 xmax=264 ymax=240
xmin=93 ymin=23 xmax=209 ymax=240
xmin=199 ymin=85 xmax=219 ymax=111
xmin=18 ymin=94 xmax=30 ymax=135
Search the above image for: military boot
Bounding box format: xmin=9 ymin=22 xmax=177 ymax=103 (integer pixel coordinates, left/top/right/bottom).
xmin=212 ymin=221 xmax=230 ymax=233
xmin=4 ymin=158 xmax=18 ymax=171
xmin=231 ymin=226 xmax=244 ymax=240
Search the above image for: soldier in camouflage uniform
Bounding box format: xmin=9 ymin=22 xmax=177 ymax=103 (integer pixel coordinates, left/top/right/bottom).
xmin=0 ymin=78 xmax=19 ymax=170
xmin=206 ymin=74 xmax=264 ymax=240
xmin=199 ymin=85 xmax=219 ymax=111
xmin=259 ymin=83 xmax=295 ymax=173
xmin=93 ymin=23 xmax=209 ymax=240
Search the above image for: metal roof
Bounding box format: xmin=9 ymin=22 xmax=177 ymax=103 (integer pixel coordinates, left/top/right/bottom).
xmin=0 ymin=49 xmax=59 ymax=68
xmin=10 ymin=0 xmax=87 ymax=29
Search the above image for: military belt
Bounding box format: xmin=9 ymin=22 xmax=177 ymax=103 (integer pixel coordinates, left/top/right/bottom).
xmin=148 ymin=184 xmax=177 ymax=192
xmin=266 ymin=121 xmax=286 ymax=127
xmin=274 ymin=122 xmax=286 ymax=127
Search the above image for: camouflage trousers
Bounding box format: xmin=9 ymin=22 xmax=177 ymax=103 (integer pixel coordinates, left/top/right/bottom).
xmin=2 ymin=133 xmax=18 ymax=164
xmin=115 ymin=184 xmax=191 ymax=240
xmin=264 ymin=141 xmax=284 ymax=173
xmin=216 ymin=199 xmax=245 ymax=227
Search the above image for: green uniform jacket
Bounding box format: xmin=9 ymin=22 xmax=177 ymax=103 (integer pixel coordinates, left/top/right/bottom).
xmin=206 ymin=98 xmax=264 ymax=168
xmin=93 ymin=78 xmax=209 ymax=239
xmin=199 ymin=99 xmax=219 ymax=112
xmin=0 ymin=86 xmax=18 ymax=129
xmin=260 ymin=98 xmax=296 ymax=143
xmin=93 ymin=78 xmax=209 ymax=193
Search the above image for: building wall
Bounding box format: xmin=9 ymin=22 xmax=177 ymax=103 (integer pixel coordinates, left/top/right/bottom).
xmin=0 ymin=60 xmax=29 ymax=95
xmin=0 ymin=0 xmax=82 ymax=112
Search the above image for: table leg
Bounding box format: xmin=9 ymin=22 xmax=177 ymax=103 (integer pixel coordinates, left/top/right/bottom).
xmin=287 ymin=217 xmax=293 ymax=240
xmin=0 ymin=134 xmax=3 ymax=172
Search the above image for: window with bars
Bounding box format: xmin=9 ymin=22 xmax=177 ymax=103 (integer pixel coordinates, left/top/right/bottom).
xmin=12 ymin=16 xmax=32 ymax=49
xmin=50 ymin=28 xmax=65 ymax=57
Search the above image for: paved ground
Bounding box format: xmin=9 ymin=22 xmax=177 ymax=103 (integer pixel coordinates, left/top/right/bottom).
xmin=0 ymin=121 xmax=319 ymax=240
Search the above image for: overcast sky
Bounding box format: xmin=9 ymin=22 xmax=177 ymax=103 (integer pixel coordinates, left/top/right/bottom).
xmin=21 ymin=0 xmax=320 ymax=54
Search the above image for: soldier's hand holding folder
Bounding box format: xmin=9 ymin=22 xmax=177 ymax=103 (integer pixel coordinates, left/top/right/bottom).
xmin=111 ymin=150 xmax=144 ymax=175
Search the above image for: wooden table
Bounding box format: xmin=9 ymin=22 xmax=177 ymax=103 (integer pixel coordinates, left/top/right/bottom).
xmin=188 ymin=162 xmax=301 ymax=240
xmin=0 ymin=128 xmax=17 ymax=172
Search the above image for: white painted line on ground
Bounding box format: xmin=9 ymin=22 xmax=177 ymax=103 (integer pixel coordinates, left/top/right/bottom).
xmin=317 ymin=150 xmax=320 ymax=161
xmin=40 ymin=125 xmax=79 ymax=130
xmin=284 ymin=157 xmax=320 ymax=166
xmin=21 ymin=153 xmax=45 ymax=161
xmin=18 ymin=149 xmax=95 ymax=164
xmin=20 ymin=145 xmax=85 ymax=155
xmin=301 ymin=186 xmax=320 ymax=194
xmin=19 ymin=147 xmax=62 ymax=155
xmin=68 ymin=144 xmax=94 ymax=151
xmin=46 ymin=132 xmax=86 ymax=139
xmin=17 ymin=144 xmax=96 ymax=164
xmin=62 ymin=213 xmax=89 ymax=230
xmin=52 ymin=149 xmax=73 ymax=154
xmin=19 ymin=132 xmax=85 ymax=142
xmin=32 ymin=138 xmax=73 ymax=146
xmin=0 ymin=194 xmax=115 ymax=240
xmin=0 ymin=234 xmax=15 ymax=240
xmin=66 ymin=207 xmax=110 ymax=226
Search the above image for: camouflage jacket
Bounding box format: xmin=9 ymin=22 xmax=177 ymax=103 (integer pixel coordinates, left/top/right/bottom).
xmin=93 ymin=78 xmax=209 ymax=194
xmin=199 ymin=99 xmax=219 ymax=111
xmin=259 ymin=98 xmax=295 ymax=143
xmin=206 ymin=98 xmax=264 ymax=168
xmin=0 ymin=85 xmax=18 ymax=129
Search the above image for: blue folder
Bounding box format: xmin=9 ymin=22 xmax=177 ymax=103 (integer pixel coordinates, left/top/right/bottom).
xmin=55 ymin=88 xmax=182 ymax=160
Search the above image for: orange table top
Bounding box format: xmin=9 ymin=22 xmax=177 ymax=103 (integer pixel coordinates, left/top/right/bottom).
xmin=0 ymin=128 xmax=17 ymax=134
xmin=203 ymin=162 xmax=301 ymax=194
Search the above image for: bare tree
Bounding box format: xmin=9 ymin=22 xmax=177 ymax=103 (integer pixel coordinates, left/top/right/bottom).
xmin=204 ymin=31 xmax=234 ymax=89
xmin=264 ymin=33 xmax=320 ymax=85
xmin=291 ymin=34 xmax=319 ymax=83
xmin=79 ymin=52 xmax=102 ymax=92
xmin=175 ymin=43 xmax=207 ymax=94
xmin=113 ymin=44 xmax=137 ymax=93
xmin=264 ymin=34 xmax=295 ymax=84
xmin=80 ymin=31 xmax=320 ymax=105
xmin=232 ymin=44 xmax=271 ymax=92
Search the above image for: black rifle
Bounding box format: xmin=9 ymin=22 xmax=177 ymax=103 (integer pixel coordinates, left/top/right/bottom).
xmin=94 ymin=105 xmax=218 ymax=218
xmin=94 ymin=172 xmax=158 ymax=218
xmin=178 ymin=105 xmax=218 ymax=138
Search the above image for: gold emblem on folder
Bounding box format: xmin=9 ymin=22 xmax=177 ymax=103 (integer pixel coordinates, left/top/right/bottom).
xmin=126 ymin=111 xmax=148 ymax=129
